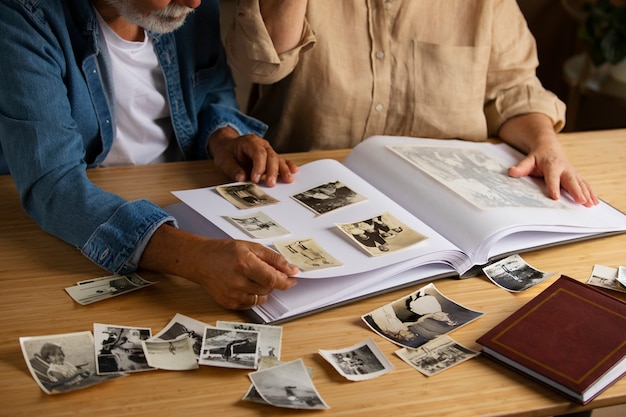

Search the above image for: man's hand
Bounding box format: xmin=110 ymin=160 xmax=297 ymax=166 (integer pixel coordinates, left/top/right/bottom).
xmin=141 ymin=225 xmax=299 ymax=310
xmin=209 ymin=126 xmax=298 ymax=187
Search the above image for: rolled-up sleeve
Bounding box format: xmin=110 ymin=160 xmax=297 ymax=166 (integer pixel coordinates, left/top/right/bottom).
xmin=483 ymin=0 xmax=566 ymax=135
xmin=225 ymin=0 xmax=316 ymax=84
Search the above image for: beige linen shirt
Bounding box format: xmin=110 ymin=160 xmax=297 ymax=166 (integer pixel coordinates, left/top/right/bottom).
xmin=226 ymin=0 xmax=566 ymax=153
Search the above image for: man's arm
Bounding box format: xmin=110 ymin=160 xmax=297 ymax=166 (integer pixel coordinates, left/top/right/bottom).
xmin=139 ymin=223 xmax=299 ymax=310
xmin=499 ymin=113 xmax=598 ymax=207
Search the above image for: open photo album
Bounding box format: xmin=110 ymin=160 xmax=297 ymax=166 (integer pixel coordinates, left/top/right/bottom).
xmin=166 ymin=136 xmax=626 ymax=324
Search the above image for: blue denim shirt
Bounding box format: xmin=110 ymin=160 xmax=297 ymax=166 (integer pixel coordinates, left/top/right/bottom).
xmin=0 ymin=0 xmax=267 ymax=274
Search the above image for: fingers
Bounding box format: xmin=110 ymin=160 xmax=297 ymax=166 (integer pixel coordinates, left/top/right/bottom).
xmin=508 ymin=154 xmax=598 ymax=206
xmin=212 ymin=132 xmax=297 ymax=187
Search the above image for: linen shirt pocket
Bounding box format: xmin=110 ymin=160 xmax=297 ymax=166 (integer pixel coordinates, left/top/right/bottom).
xmin=411 ymin=41 xmax=491 ymax=140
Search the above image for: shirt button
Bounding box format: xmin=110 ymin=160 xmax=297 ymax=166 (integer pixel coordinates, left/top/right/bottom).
xmin=375 ymin=104 xmax=384 ymax=112
xmin=375 ymin=51 xmax=385 ymax=60
xmin=384 ymin=1 xmax=392 ymax=10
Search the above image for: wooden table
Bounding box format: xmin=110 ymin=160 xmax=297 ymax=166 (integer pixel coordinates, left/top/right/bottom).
xmin=2 ymin=130 xmax=625 ymax=417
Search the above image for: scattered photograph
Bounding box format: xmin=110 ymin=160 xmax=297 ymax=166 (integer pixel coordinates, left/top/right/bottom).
xmin=395 ymin=335 xmax=480 ymax=376
xmin=215 ymin=182 xmax=279 ymax=209
xmin=216 ymin=321 xmax=283 ymax=361
xmin=483 ymin=254 xmax=554 ymax=292
xmin=226 ymin=211 xmax=290 ymax=239
xmin=618 ymin=266 xmax=626 ymax=288
xmin=273 ymin=237 xmax=343 ymax=271
xmin=199 ymin=327 xmax=259 ymax=369
xmin=142 ymin=336 xmax=198 ymax=371
xmin=65 ymin=273 xmax=157 ymax=305
xmin=242 ymin=357 xmax=315 ymax=405
xmin=318 ymin=338 xmax=393 ymax=381
xmin=93 ymin=323 xmax=154 ymax=375
xmin=587 ymin=264 xmax=626 ymax=293
xmin=337 ymin=212 xmax=427 ymax=256
xmin=248 ymin=358 xmax=330 ymax=410
xmin=362 ymin=283 xmax=484 ymax=349
xmin=20 ymin=331 xmax=124 ymax=394
xmin=152 ymin=313 xmax=207 ymax=359
xmin=291 ymin=180 xmax=366 ymax=215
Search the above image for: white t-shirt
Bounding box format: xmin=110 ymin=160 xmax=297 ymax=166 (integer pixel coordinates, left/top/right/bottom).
xmin=96 ymin=12 xmax=181 ymax=166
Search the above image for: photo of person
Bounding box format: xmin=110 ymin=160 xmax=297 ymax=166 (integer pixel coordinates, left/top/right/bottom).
xmin=94 ymin=324 xmax=154 ymax=375
xmin=152 ymin=313 xmax=208 ymax=358
xmin=227 ymin=211 xmax=290 ymax=239
xmin=215 ymin=183 xmax=280 ymax=209
xmin=319 ymin=338 xmax=393 ymax=381
xmin=291 ymin=180 xmax=366 ymax=215
xmin=362 ymin=283 xmax=484 ymax=349
xmin=20 ymin=331 xmax=123 ymax=394
xmin=337 ymin=212 xmax=427 ymax=256
xmin=482 ymin=254 xmax=554 ymax=292
xmin=273 ymin=237 xmax=343 ymax=271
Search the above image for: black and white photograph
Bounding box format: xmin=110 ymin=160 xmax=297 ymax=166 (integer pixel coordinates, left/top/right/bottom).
xmin=387 ymin=144 xmax=569 ymax=210
xmin=242 ymin=357 xmax=313 ymax=405
xmin=483 ymin=254 xmax=554 ymax=292
xmin=248 ymin=358 xmax=330 ymax=410
xmin=587 ymin=264 xmax=626 ymax=293
xmin=318 ymin=338 xmax=393 ymax=381
xmin=215 ymin=182 xmax=280 ymax=209
xmin=216 ymin=321 xmax=283 ymax=361
xmin=226 ymin=211 xmax=290 ymax=239
xmin=395 ymin=335 xmax=480 ymax=376
xmin=65 ymin=273 xmax=157 ymax=305
xmin=20 ymin=331 xmax=124 ymax=394
xmin=199 ymin=327 xmax=259 ymax=369
xmin=151 ymin=313 xmax=207 ymax=359
xmin=93 ymin=323 xmax=154 ymax=375
xmin=618 ymin=266 xmax=626 ymax=288
xmin=362 ymin=283 xmax=484 ymax=349
xmin=142 ymin=336 xmax=199 ymax=371
xmin=291 ymin=180 xmax=366 ymax=215
xmin=337 ymin=212 xmax=427 ymax=256
xmin=273 ymin=237 xmax=343 ymax=271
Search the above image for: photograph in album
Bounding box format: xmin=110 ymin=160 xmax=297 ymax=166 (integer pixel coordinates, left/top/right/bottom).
xmin=168 ymin=135 xmax=626 ymax=324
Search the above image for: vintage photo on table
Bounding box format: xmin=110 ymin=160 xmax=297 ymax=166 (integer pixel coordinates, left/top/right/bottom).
xmin=248 ymin=358 xmax=330 ymax=410
xmin=587 ymin=264 xmax=626 ymax=293
xmin=483 ymin=254 xmax=555 ymax=292
xmin=362 ymin=283 xmax=484 ymax=349
xmin=142 ymin=336 xmax=199 ymax=371
xmin=93 ymin=323 xmax=154 ymax=375
xmin=199 ymin=327 xmax=259 ymax=369
xmin=151 ymin=313 xmax=207 ymax=359
xmin=318 ymin=337 xmax=393 ymax=381
xmin=243 ymin=357 xmax=314 ymax=405
xmin=291 ymin=180 xmax=367 ymax=215
xmin=336 ymin=212 xmax=427 ymax=256
xmin=395 ymin=335 xmax=480 ymax=376
xmin=65 ymin=273 xmax=157 ymax=305
xmin=226 ymin=211 xmax=290 ymax=239
xmin=273 ymin=237 xmax=343 ymax=271
xmin=216 ymin=321 xmax=283 ymax=361
xmin=215 ymin=182 xmax=280 ymax=209
xmin=20 ymin=331 xmax=124 ymax=394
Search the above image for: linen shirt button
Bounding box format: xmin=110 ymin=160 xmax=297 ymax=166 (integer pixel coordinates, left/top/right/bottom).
xmin=384 ymin=1 xmax=392 ymax=10
xmin=375 ymin=104 xmax=384 ymax=112
xmin=375 ymin=51 xmax=385 ymax=60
